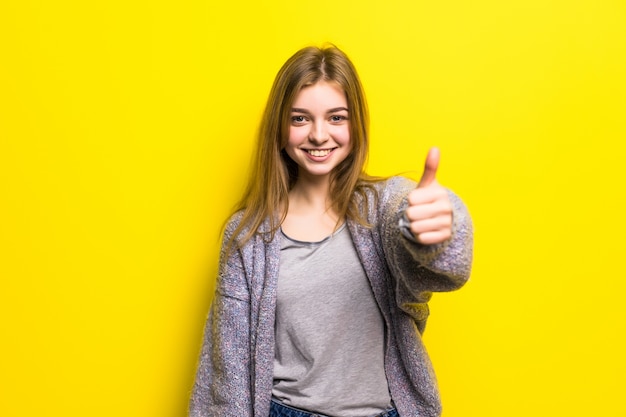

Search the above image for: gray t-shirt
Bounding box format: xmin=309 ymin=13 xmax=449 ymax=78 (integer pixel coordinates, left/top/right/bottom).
xmin=272 ymin=223 xmax=392 ymax=417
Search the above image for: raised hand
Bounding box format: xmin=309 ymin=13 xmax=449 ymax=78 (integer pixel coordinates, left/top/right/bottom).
xmin=405 ymin=147 xmax=453 ymax=245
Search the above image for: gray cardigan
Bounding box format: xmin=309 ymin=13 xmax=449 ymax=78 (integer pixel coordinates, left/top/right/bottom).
xmin=189 ymin=176 xmax=473 ymax=417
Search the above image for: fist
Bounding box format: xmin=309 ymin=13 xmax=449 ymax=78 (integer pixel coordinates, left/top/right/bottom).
xmin=405 ymin=147 xmax=453 ymax=245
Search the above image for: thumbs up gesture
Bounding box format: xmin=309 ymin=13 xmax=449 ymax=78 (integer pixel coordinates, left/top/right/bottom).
xmin=405 ymin=147 xmax=453 ymax=245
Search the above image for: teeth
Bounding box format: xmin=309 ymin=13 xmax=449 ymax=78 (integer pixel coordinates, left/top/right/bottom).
xmin=308 ymin=149 xmax=331 ymax=157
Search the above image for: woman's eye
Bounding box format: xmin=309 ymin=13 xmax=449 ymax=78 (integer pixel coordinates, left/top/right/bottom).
xmin=330 ymin=115 xmax=347 ymax=123
xmin=291 ymin=115 xmax=307 ymax=124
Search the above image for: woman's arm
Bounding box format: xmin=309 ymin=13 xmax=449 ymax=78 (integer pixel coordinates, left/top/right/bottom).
xmin=189 ymin=218 xmax=253 ymax=417
xmin=377 ymin=176 xmax=473 ymax=325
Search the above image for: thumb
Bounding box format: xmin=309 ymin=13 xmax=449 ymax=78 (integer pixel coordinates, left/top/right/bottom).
xmin=418 ymin=147 xmax=440 ymax=188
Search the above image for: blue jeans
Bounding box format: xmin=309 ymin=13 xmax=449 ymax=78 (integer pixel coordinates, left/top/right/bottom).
xmin=269 ymin=399 xmax=400 ymax=417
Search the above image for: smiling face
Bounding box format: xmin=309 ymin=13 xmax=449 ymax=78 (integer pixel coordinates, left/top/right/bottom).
xmin=284 ymin=81 xmax=352 ymax=183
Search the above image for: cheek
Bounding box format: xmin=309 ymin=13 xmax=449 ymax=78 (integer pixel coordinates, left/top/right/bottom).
xmin=284 ymin=126 xmax=296 ymax=146
xmin=336 ymin=126 xmax=351 ymax=145
xmin=288 ymin=125 xmax=307 ymax=141
xmin=285 ymin=128 xmax=302 ymax=155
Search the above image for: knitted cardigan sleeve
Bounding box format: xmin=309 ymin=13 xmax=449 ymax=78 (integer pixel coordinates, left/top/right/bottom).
xmin=189 ymin=214 xmax=254 ymax=417
xmin=376 ymin=177 xmax=474 ymax=330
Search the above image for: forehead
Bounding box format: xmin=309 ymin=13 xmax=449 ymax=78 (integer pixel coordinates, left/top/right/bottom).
xmin=292 ymin=81 xmax=347 ymax=109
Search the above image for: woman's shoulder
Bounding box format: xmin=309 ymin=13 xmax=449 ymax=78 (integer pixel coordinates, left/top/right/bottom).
xmin=222 ymin=209 xmax=275 ymax=247
xmin=371 ymin=175 xmax=417 ymax=197
xmin=220 ymin=210 xmax=247 ymax=244
xmin=222 ymin=209 xmax=243 ymax=230
xmin=352 ymin=175 xmax=417 ymax=222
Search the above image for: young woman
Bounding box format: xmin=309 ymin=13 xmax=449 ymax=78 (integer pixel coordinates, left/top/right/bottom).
xmin=189 ymin=45 xmax=473 ymax=417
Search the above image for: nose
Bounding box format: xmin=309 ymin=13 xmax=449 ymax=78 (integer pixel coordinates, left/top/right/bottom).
xmin=308 ymin=120 xmax=329 ymax=144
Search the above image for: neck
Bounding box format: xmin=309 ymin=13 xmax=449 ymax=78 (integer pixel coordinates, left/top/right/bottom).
xmin=283 ymin=175 xmax=341 ymax=241
xmin=288 ymin=174 xmax=334 ymax=215
xmin=290 ymin=179 xmax=329 ymax=206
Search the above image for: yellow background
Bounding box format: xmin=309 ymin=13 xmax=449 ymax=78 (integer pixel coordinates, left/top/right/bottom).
xmin=1 ymin=0 xmax=625 ymax=415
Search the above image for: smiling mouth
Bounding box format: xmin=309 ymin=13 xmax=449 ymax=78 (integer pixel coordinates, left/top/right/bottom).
xmin=306 ymin=148 xmax=335 ymax=157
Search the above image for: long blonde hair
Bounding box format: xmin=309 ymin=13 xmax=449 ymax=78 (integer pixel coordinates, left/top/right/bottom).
xmin=228 ymin=45 xmax=380 ymax=251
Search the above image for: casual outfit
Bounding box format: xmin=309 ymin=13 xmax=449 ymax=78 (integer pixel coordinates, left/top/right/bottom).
xmin=189 ymin=176 xmax=473 ymax=417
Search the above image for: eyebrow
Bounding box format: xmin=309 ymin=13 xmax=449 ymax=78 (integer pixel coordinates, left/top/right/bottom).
xmin=291 ymin=107 xmax=349 ymax=114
